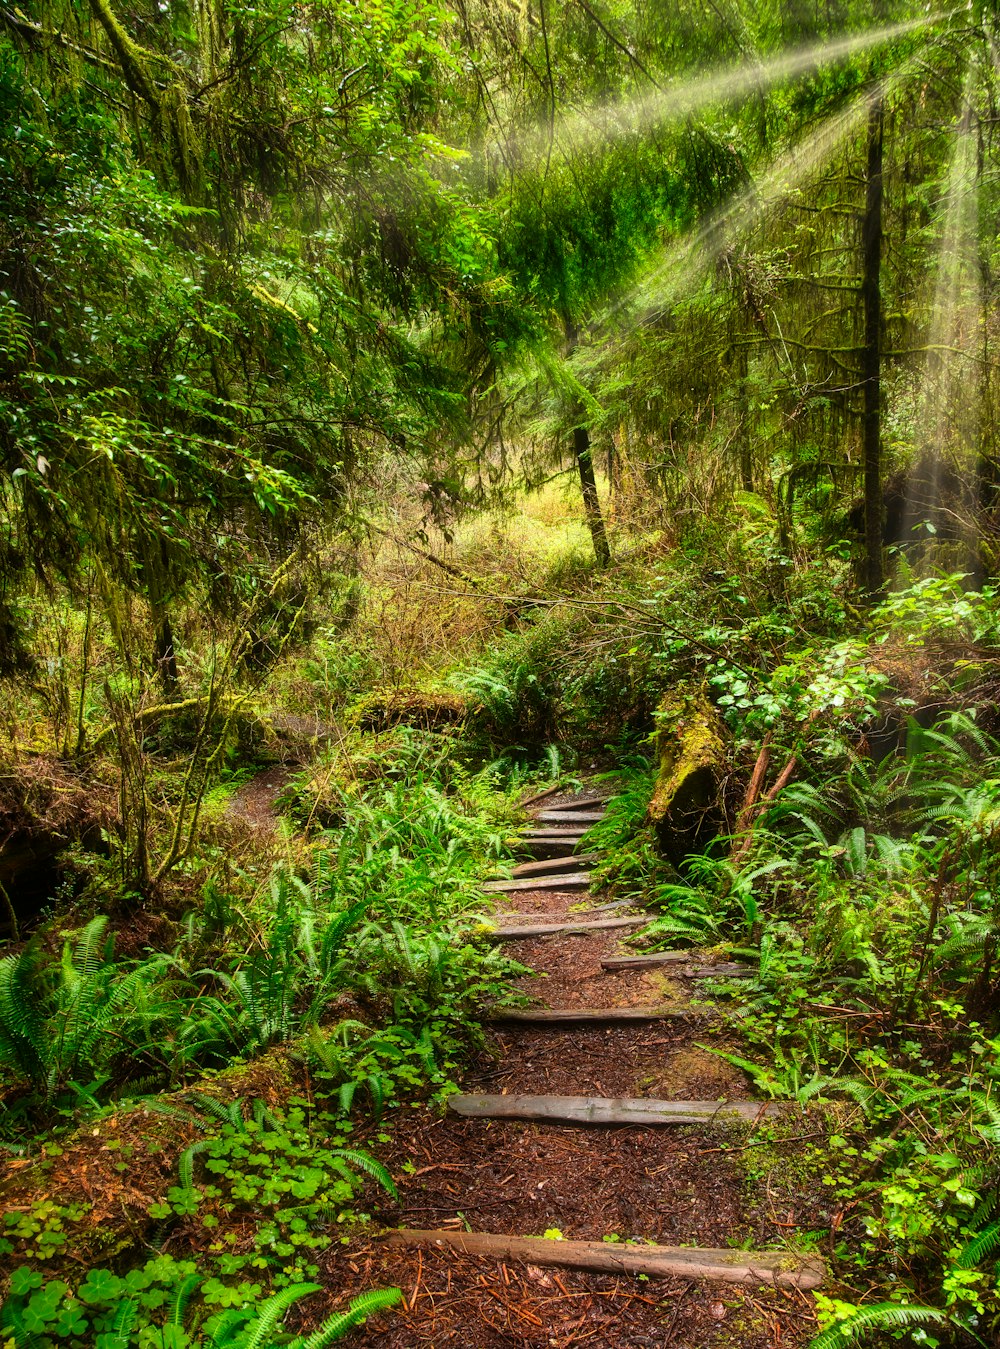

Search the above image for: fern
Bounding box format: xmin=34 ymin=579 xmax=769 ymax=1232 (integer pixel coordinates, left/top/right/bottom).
xmin=955 ymin=1219 xmax=1000 ymax=1270
xmin=290 ymin=1287 xmax=403 ymax=1348
xmin=240 ymin=1283 xmax=323 ymax=1349
xmin=167 ymin=1272 xmax=202 ymax=1329
xmin=808 ymin=1303 xmax=949 ymax=1349
xmin=331 ymin=1148 xmax=397 ymax=1199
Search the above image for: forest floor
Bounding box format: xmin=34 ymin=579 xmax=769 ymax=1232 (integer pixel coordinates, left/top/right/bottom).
xmin=321 ymin=789 xmax=830 ymax=1347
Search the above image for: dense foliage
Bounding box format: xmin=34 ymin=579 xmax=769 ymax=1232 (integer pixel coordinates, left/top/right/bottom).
xmin=7 ymin=0 xmax=1000 ymax=1345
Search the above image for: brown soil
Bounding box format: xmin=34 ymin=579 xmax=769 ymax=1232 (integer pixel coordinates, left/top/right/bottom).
xmin=370 ymin=1112 xmax=751 ymax=1247
xmin=226 ymin=764 xmax=295 ymax=831
xmin=317 ymin=797 xmax=825 ymax=1347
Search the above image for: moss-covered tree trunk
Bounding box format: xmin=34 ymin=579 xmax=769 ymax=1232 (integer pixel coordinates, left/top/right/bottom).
xmin=862 ymin=93 xmax=885 ymax=596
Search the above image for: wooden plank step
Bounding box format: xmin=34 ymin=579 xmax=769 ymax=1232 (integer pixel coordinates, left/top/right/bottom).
xmin=487 ymin=905 xmax=636 ymax=926
xmin=535 ymin=810 xmax=605 ymax=825
xmin=449 ymin=1094 xmax=784 ymax=1125
xmin=482 ymin=873 xmax=591 ymax=894
xmin=524 ymin=826 xmax=589 ymax=838
xmin=385 ymin=1231 xmax=826 ymax=1289
xmin=488 ymin=1006 xmax=692 ymax=1025
xmin=511 ymin=854 xmax=597 ymax=878
xmin=518 ymin=841 xmax=585 ymax=861
xmin=538 ymin=795 xmax=609 ymax=813
xmin=486 ymin=916 xmax=646 ymax=940
xmin=601 ymin=951 xmax=737 ymax=970
xmin=599 ymin=953 xmax=750 ymax=978
xmin=519 ymin=784 xmax=563 ymax=809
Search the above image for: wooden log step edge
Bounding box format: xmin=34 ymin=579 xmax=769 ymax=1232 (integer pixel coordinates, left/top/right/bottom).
xmin=511 ymin=853 xmax=597 ymax=877
xmin=449 ymin=1094 xmax=787 ymax=1126
xmin=535 ymin=810 xmax=606 ymax=824
xmin=485 ymin=915 xmax=646 ymax=940
xmin=384 ymin=1231 xmax=826 ymax=1290
xmin=488 ymin=1006 xmax=698 ymax=1024
xmin=524 ymin=827 xmax=589 ymax=839
xmin=601 ymin=951 xmax=749 ymax=971
xmin=538 ymin=795 xmax=609 ymax=813
xmin=482 ymin=873 xmax=591 ymax=894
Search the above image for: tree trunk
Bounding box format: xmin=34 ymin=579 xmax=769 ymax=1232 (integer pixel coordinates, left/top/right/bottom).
xmin=735 ymin=342 xmax=752 ymax=491
xmin=862 ymin=94 xmax=884 ymax=596
xmin=573 ymin=420 xmax=611 ymax=566
xmin=153 ymin=609 xmax=179 ymax=692
xmin=563 ymin=315 xmax=611 ymax=567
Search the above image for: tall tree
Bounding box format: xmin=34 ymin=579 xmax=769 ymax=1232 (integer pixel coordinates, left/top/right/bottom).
xmin=862 ymin=92 xmax=885 ymax=595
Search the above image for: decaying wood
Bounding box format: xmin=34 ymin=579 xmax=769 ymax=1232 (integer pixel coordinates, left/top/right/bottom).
xmin=448 ymin=1093 xmax=786 ymax=1125
xmin=485 ymin=916 xmax=646 ymax=940
xmin=488 ymin=1005 xmax=694 ymax=1024
xmin=385 ymin=1230 xmax=827 ymax=1289
xmin=481 ymin=873 xmax=591 ymax=894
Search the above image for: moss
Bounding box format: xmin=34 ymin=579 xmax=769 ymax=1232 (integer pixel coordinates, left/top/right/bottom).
xmin=647 ymin=686 xmax=727 ymax=863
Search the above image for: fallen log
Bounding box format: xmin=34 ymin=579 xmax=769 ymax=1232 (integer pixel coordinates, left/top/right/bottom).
xmin=384 ymin=1230 xmax=826 ymax=1289
xmin=448 ymin=1093 xmax=785 ymax=1125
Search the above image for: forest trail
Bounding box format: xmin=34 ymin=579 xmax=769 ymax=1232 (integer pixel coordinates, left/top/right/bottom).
xmin=332 ymin=791 xmax=829 ymax=1347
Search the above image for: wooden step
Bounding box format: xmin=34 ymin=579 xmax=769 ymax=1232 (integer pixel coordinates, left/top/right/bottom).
xmin=524 ymin=826 xmax=588 ymax=839
xmin=385 ymin=1230 xmax=826 ymax=1289
xmin=535 ymin=810 xmax=605 ymax=825
xmin=517 ymin=841 xmax=586 ymax=861
xmin=511 ymin=854 xmax=597 ymax=878
xmin=482 ymin=873 xmax=591 ymax=894
xmin=449 ymin=1093 xmax=784 ymax=1126
xmin=537 ymin=795 xmax=609 ymax=813
xmin=600 ymin=953 xmax=750 ymax=978
xmin=486 ymin=916 xmax=646 ymax=940
xmin=601 ymin=951 xmax=742 ymax=970
xmin=487 ymin=905 xmax=633 ymax=926
xmin=488 ymin=1005 xmax=693 ymax=1025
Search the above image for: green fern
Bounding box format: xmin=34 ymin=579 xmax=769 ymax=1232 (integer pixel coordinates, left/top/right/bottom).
xmin=955 ymin=1219 xmax=1000 ymax=1270
xmin=808 ymin=1302 xmax=949 ymax=1349
xmin=330 ymin=1147 xmax=397 ymax=1199
xmin=289 ymin=1287 xmax=403 ymax=1348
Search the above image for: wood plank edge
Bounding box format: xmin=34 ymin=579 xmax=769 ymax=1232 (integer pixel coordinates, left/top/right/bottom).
xmin=448 ymin=1094 xmax=788 ymax=1124
xmin=384 ymin=1230 xmax=826 ymax=1289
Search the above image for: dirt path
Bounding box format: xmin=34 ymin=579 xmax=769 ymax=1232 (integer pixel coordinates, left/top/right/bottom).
xmin=327 ymin=791 xmax=828 ymax=1347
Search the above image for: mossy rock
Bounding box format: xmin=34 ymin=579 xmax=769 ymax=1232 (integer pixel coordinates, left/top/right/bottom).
xmin=648 ymin=686 xmax=727 ymax=864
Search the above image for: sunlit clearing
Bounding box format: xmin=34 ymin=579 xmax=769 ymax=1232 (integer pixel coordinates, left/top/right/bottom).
xmin=489 ymin=13 xmax=945 ymax=169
